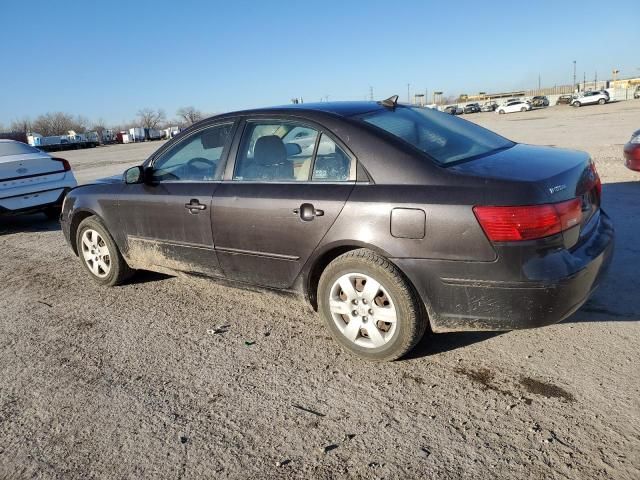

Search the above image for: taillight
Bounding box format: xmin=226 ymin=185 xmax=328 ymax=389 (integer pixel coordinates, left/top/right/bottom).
xmin=590 ymin=161 xmax=602 ymax=199
xmin=52 ymin=157 xmax=71 ymax=171
xmin=473 ymin=198 xmax=583 ymax=242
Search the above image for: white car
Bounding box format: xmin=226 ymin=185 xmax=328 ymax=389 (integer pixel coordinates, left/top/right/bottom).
xmin=0 ymin=140 xmax=77 ymax=218
xmin=496 ymin=100 xmax=532 ymax=114
xmin=571 ymin=91 xmax=609 ymax=107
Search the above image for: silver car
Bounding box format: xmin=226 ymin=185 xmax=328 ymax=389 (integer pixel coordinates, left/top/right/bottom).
xmin=0 ymin=140 xmax=77 ymax=218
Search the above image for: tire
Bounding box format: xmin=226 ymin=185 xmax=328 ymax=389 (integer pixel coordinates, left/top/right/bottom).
xmin=598 ymin=98 xmax=605 ymax=105
xmin=44 ymin=206 xmax=61 ymax=220
xmin=75 ymin=216 xmax=134 ymax=286
xmin=318 ymin=249 xmax=427 ymax=362
xmin=573 ymin=101 xmax=581 ymax=107
xmin=520 ymin=107 xmax=527 ymax=112
xmin=498 ymin=109 xmax=505 ymax=114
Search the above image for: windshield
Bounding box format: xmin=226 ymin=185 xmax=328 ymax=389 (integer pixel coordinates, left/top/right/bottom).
xmin=360 ymin=106 xmax=513 ymax=165
xmin=0 ymin=141 xmax=42 ymax=157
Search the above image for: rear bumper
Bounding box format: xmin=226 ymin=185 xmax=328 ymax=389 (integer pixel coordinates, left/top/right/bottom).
xmin=0 ymin=187 xmax=71 ymax=216
xmin=392 ymin=210 xmax=615 ymax=332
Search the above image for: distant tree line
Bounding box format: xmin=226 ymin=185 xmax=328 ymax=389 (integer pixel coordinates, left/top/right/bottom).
xmin=2 ymin=106 xmax=210 ymax=138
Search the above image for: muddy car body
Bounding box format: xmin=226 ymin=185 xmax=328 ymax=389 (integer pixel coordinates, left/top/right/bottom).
xmin=61 ymin=99 xmax=614 ymax=360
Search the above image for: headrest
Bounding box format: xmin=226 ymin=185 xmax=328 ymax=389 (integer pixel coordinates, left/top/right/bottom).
xmin=254 ymin=135 xmax=287 ymax=166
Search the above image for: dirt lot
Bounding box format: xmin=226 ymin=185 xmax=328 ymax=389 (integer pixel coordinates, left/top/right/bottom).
xmin=1 ymin=101 xmax=639 ymax=479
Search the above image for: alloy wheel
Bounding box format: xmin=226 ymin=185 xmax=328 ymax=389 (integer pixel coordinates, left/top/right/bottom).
xmin=328 ymin=273 xmax=398 ymax=348
xmin=81 ymin=229 xmax=111 ymax=278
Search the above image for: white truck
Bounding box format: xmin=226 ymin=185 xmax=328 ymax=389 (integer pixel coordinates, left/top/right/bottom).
xmin=129 ymin=127 xmax=146 ymax=142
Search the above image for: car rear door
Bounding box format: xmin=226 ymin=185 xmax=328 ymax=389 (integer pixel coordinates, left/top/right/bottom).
xmin=117 ymin=122 xmax=236 ymax=276
xmin=211 ymin=118 xmax=356 ymax=289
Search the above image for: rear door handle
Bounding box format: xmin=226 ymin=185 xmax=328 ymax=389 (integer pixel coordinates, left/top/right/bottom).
xmin=185 ymin=199 xmax=206 ymax=213
xmin=294 ymin=203 xmax=324 ymax=221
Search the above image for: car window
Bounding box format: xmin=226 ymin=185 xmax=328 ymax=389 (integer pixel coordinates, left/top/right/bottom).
xmin=234 ymin=121 xmax=319 ymax=181
xmin=152 ymin=123 xmax=233 ymax=182
xmin=312 ymin=134 xmax=350 ymax=182
xmin=361 ymin=105 xmax=513 ymax=165
xmin=0 ymin=141 xmax=42 ymax=157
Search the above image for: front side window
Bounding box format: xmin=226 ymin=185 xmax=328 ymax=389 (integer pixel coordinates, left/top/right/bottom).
xmin=361 ymin=106 xmax=513 ymax=165
xmin=152 ymin=123 xmax=233 ymax=181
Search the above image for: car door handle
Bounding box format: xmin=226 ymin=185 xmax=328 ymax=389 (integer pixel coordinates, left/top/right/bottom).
xmin=294 ymin=203 xmax=324 ymax=221
xmin=185 ymin=199 xmax=206 ymax=213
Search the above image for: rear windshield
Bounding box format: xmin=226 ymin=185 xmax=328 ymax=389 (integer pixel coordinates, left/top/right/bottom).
xmin=360 ymin=106 xmax=513 ymax=165
xmin=0 ymin=142 xmax=41 ymax=157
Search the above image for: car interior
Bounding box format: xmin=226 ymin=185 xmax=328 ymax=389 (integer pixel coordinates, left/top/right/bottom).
xmin=235 ymin=123 xmax=350 ymax=182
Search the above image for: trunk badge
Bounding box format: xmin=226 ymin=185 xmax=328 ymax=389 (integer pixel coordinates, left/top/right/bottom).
xmin=549 ymin=184 xmax=567 ymax=194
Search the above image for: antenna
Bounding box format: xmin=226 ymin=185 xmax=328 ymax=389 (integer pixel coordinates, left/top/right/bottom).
xmin=381 ymin=95 xmax=399 ymax=108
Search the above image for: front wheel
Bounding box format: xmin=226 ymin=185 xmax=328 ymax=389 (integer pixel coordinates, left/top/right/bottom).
xmin=498 ymin=109 xmax=505 ymax=114
xmin=318 ymin=249 xmax=427 ymax=361
xmin=598 ymin=98 xmax=605 ymax=105
xmin=573 ymin=101 xmax=581 ymax=107
xmin=76 ymin=216 xmax=134 ymax=286
xmin=520 ymin=107 xmax=527 ymax=112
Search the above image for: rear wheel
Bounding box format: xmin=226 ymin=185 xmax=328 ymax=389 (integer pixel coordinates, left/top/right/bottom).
xmin=498 ymin=109 xmax=505 ymax=114
xmin=520 ymin=107 xmax=527 ymax=112
xmin=318 ymin=249 xmax=427 ymax=362
xmin=76 ymin=216 xmax=134 ymax=286
xmin=598 ymin=98 xmax=605 ymax=105
xmin=573 ymin=101 xmax=581 ymax=107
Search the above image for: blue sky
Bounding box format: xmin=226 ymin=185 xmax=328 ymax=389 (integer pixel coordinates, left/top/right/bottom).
xmin=0 ymin=0 xmax=638 ymax=126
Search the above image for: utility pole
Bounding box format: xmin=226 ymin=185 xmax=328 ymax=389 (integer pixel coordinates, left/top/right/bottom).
xmin=369 ymin=86 xmax=374 ymax=101
xmin=407 ymin=84 xmax=410 ymax=103
xmin=583 ymin=72 xmax=586 ymax=91
xmin=595 ymin=71 xmax=598 ymax=89
xmin=538 ymin=74 xmax=541 ymax=90
xmin=573 ymin=60 xmax=577 ymax=90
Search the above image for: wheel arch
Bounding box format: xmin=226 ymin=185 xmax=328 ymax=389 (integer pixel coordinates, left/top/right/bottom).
xmin=303 ymin=241 xmax=420 ymax=313
xmin=68 ymin=208 xmax=100 ymax=255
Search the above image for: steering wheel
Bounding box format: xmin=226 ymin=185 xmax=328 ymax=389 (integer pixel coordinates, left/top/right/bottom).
xmin=186 ymin=157 xmax=216 ymax=169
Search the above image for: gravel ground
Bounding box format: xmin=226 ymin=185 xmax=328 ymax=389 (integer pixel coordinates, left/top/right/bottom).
xmin=1 ymin=101 xmax=639 ymax=479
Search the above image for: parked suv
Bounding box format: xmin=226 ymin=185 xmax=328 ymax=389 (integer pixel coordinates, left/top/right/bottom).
xmin=463 ymin=103 xmax=481 ymax=114
xmin=634 ymin=86 xmax=640 ymax=99
xmin=531 ymin=96 xmax=550 ymax=107
xmin=556 ymin=95 xmax=574 ymax=105
xmin=571 ymin=91 xmax=609 ymax=107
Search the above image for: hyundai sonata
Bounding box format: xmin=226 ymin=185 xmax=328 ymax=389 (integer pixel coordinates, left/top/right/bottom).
xmin=60 ymin=96 xmax=614 ymax=361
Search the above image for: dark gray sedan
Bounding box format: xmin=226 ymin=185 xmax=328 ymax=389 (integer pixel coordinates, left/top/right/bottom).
xmin=61 ymin=97 xmax=614 ymax=361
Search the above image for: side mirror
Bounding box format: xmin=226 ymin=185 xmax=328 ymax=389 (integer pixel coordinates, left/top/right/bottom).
xmin=124 ymin=166 xmax=144 ymax=184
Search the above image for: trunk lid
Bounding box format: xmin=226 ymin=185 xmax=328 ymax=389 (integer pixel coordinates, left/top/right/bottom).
xmin=451 ymin=143 xmax=601 ymax=236
xmin=0 ymin=152 xmax=66 ymax=182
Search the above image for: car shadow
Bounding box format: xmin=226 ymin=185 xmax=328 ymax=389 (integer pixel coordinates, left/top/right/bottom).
xmin=406 ymin=330 xmax=503 ymax=359
xmin=126 ymin=270 xmax=173 ymax=285
xmin=562 ymin=180 xmax=639 ymax=324
xmin=0 ymin=213 xmax=61 ymax=235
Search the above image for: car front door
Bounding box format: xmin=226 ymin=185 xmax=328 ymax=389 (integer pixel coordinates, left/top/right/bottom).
xmin=117 ymin=122 xmax=236 ymax=276
xmin=211 ymin=119 xmax=356 ymax=289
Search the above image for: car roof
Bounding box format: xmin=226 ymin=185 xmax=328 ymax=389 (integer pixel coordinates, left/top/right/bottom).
xmin=221 ymin=101 xmax=386 ymax=119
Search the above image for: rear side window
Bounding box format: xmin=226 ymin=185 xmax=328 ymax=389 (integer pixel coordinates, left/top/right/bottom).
xmin=233 ymin=121 xmax=352 ymax=182
xmin=0 ymin=141 xmax=41 ymax=157
xmin=361 ymin=106 xmax=513 ymax=165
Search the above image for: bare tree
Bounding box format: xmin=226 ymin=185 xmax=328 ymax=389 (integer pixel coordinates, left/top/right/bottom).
xmin=136 ymin=108 xmax=166 ymax=129
xmin=176 ymin=106 xmax=202 ymax=126
xmin=10 ymin=117 xmax=32 ymax=133
xmin=92 ymin=118 xmax=107 ymax=136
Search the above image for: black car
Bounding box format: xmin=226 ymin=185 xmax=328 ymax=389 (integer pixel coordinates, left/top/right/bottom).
xmin=61 ymin=96 xmax=614 ymax=361
xmin=531 ymin=96 xmax=550 ymax=107
xmin=463 ymin=103 xmax=481 ymax=114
